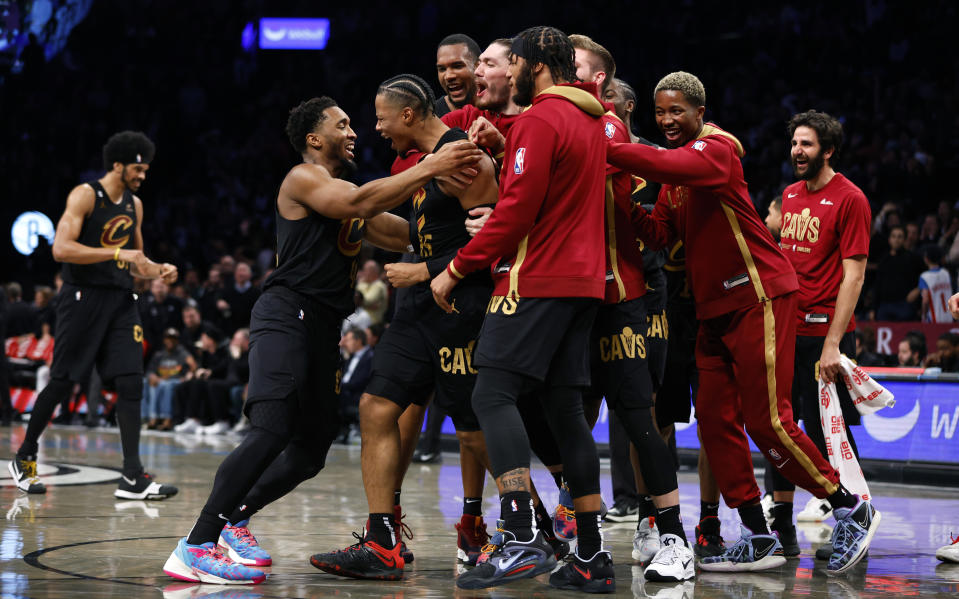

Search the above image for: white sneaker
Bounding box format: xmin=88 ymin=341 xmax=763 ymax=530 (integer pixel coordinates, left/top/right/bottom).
xmin=200 ymin=421 xmax=230 ymax=435
xmin=644 ymin=534 xmax=695 ymax=582
xmin=174 ymin=418 xmax=201 ymax=434
xmin=632 ymin=516 xmax=661 ymax=563
xmin=760 ymin=493 xmax=775 ymax=522
xmin=231 ymin=418 xmax=250 ymax=433
xmin=797 ymin=496 xmax=833 ymax=522
xmin=936 ymin=536 xmax=959 ymax=563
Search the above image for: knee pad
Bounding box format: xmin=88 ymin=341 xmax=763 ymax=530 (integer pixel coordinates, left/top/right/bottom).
xmin=114 ymin=374 xmax=143 ymax=401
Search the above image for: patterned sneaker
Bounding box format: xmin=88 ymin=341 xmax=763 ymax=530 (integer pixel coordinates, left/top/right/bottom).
xmin=772 ymin=523 xmax=800 ymax=557
xmin=632 ymin=516 xmax=660 ymax=563
xmin=7 ymin=456 xmax=46 ymax=494
xmin=219 ymin=520 xmax=272 ymax=566
xmin=694 ymin=517 xmax=726 ymax=558
xmin=475 ymin=520 xmax=505 ymax=565
xmin=644 ymin=534 xmax=695 ymax=582
xmin=115 ymin=471 xmax=178 ymax=500
xmin=309 ymin=531 xmax=405 ymax=580
xmin=699 ymin=525 xmax=786 ymax=572
xmin=549 ymin=549 xmax=616 ymax=593
xmin=553 ymin=483 xmax=576 ymax=541
xmin=163 ymin=537 xmax=266 ymax=584
xmin=936 ymin=534 xmax=959 ymax=563
xmin=827 ymin=498 xmax=880 ymax=574
xmin=455 ymin=514 xmax=490 ymax=566
xmin=456 ymin=529 xmax=556 ymax=589
xmin=393 ymin=505 xmax=414 ymax=563
xmin=797 ymin=496 xmax=833 ymax=522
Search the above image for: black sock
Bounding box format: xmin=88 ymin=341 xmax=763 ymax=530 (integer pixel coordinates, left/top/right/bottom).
xmin=464 ymin=496 xmax=482 ymax=517
xmin=771 ymin=501 xmax=793 ymax=531
xmin=827 ymin=484 xmax=857 ymax=510
xmin=656 ymin=505 xmax=688 ymax=544
xmin=394 ymin=489 xmax=401 ymax=507
xmin=534 ymin=499 xmax=552 ymax=536
xmin=187 ymin=513 xmax=227 ymax=546
xmin=551 ymin=471 xmax=564 ymax=489
xmin=228 ymin=503 xmax=255 ymax=524
xmin=501 ymin=491 xmax=534 ymax=541
xmin=115 ymin=399 xmax=144 ymax=476
xmin=637 ymin=495 xmax=655 ymax=520
xmin=700 ymin=500 xmax=719 ymax=522
xmin=577 ymin=510 xmax=604 ymax=558
xmin=738 ymin=503 xmax=770 ymax=535
xmin=366 ymin=512 xmax=398 ymax=547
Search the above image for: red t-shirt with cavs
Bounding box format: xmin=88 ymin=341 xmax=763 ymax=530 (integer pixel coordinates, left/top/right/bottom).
xmin=779 ymin=173 xmax=871 ymax=336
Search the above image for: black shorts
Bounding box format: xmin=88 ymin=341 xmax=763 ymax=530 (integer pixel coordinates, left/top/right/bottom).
xmin=793 ymin=332 xmax=861 ymax=426
xmin=587 ymin=298 xmax=653 ymax=411
xmin=645 ymin=306 xmax=669 ymax=390
xmin=366 ymin=285 xmax=489 ymax=432
xmin=246 ymin=288 xmax=340 ymax=425
xmin=475 ymin=296 xmax=599 ymax=387
xmin=655 ymin=305 xmax=699 ymax=428
xmin=50 ymin=282 xmax=144 ymax=383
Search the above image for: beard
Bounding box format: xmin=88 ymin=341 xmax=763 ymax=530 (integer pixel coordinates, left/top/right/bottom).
xmin=512 ymin=63 xmax=535 ymax=107
xmin=793 ymin=150 xmax=825 ymax=181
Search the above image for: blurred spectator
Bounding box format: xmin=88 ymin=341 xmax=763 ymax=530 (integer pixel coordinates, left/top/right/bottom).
xmin=874 ymin=225 xmax=924 ymax=320
xmin=143 ymin=328 xmax=196 ymax=430
xmin=199 ymin=327 xmax=250 ymax=435
xmin=919 ymin=214 xmax=940 ymax=246
xmin=916 ymin=244 xmax=955 ymax=322
xmin=854 ymin=329 xmax=886 ymax=366
xmin=897 ymin=331 xmax=927 ymax=367
xmin=140 ymin=278 xmax=184 ymax=355
xmin=338 ymin=327 xmax=372 ymax=443
xmin=366 ymin=322 xmax=386 ymax=348
xmin=924 ymin=332 xmax=959 ymax=372
xmin=5 ymin=282 xmax=37 ymax=337
xmin=173 ymin=323 xmax=228 ymax=433
xmin=216 ymin=261 xmax=259 ymax=335
xmin=195 ymin=265 xmax=225 ymax=329
xmin=179 ymin=304 xmax=205 ymax=358
xmin=355 ymin=260 xmax=389 ymax=325
xmin=33 ymin=285 xmax=56 ymax=338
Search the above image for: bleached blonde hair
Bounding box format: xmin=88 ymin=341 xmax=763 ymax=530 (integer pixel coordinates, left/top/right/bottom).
xmin=654 ymin=71 xmax=705 ymax=107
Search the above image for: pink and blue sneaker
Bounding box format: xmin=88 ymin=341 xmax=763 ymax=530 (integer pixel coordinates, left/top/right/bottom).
xmin=219 ymin=520 xmax=272 ymax=566
xmin=163 ymin=537 xmax=267 ymax=584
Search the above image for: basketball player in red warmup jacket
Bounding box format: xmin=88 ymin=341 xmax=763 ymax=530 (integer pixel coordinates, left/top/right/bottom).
xmin=606 ymin=71 xmax=879 ymax=575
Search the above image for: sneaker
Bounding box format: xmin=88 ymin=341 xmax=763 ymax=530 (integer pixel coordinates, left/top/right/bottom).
xmin=816 ymin=544 xmax=833 ymax=561
xmin=760 ymin=493 xmax=775 ymax=522
xmin=219 ymin=520 xmax=272 ymax=566
xmin=393 ymin=505 xmax=414 ymax=563
xmin=309 ymin=531 xmax=405 ymax=580
xmin=163 ymin=537 xmax=266 ymax=584
xmin=797 ymin=496 xmax=833 ymax=522
xmin=605 ymin=499 xmax=639 ymax=522
xmin=548 ymin=549 xmax=616 ymax=593
xmin=115 ymin=471 xmax=178 ymax=500
xmin=553 ymin=483 xmax=577 ymax=541
xmin=632 ymin=516 xmax=661 ymax=563
xmin=827 ymin=498 xmax=880 ymax=574
xmin=475 ymin=520 xmax=505 ymax=565
xmin=411 ymin=450 xmax=441 ymax=464
xmin=455 ymin=514 xmax=490 ymax=566
xmin=7 ymin=456 xmax=46 ymax=494
xmin=936 ymin=534 xmax=959 ymax=563
xmin=694 ymin=517 xmax=726 ymax=558
xmin=698 ymin=525 xmax=786 ymax=572
xmin=543 ymin=527 xmax=571 ymax=561
xmin=200 ymin=421 xmax=230 ymax=435
xmin=644 ymin=534 xmax=695 ymax=582
xmin=455 ymin=529 xmax=556 ymax=589
xmin=772 ymin=523 xmax=800 ymax=557
xmin=174 ymin=418 xmax=201 ymax=434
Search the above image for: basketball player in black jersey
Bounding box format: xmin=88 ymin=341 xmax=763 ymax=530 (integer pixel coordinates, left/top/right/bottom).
xmin=162 ymin=97 xmax=482 ymax=585
xmin=310 ymin=74 xmax=498 ymax=581
xmin=7 ymin=131 xmax=179 ymax=500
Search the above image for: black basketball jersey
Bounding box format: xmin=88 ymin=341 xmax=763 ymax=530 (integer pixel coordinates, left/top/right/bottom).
xmin=263 ymin=199 xmax=366 ymax=319
xmin=61 ymin=181 xmax=137 ymax=290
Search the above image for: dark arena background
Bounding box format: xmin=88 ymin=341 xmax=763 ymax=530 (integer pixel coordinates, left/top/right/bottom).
xmin=2 ymin=1 xmax=959 ymax=598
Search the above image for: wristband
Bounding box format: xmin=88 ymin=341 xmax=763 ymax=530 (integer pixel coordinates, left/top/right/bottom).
xmin=114 ymin=247 xmax=121 ymax=261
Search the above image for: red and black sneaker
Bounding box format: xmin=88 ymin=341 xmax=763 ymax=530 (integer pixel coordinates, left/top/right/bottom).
xmin=455 ymin=514 xmax=490 ymax=565
xmin=548 ymin=549 xmax=616 ymax=594
xmin=310 ymin=531 xmax=405 ymax=581
xmin=393 ymin=505 xmax=414 ymax=563
xmin=695 ymin=516 xmax=726 ymax=558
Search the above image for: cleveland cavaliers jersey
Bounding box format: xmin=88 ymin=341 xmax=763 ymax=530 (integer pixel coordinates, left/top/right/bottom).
xmin=264 ymin=200 xmax=366 ymax=319
xmin=61 ymin=181 xmax=137 ymax=290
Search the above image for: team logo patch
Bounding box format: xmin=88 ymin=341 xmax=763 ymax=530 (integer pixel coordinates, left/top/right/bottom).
xmin=133 ymin=324 xmax=144 ymax=343
xmin=100 ymin=215 xmax=134 ymax=248
xmin=692 ymin=140 xmax=707 ymax=151
xmin=604 ymin=122 xmax=616 ymax=139
xmin=514 ymin=148 xmax=526 ymax=174
xmin=336 ymin=217 xmax=365 ymax=257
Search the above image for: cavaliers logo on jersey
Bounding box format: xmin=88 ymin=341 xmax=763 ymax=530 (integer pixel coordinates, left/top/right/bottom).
xmin=412 ymin=187 xmax=427 ymax=213
xmin=100 ymin=215 xmax=134 ymax=248
xmin=337 ymin=218 xmax=366 ymax=256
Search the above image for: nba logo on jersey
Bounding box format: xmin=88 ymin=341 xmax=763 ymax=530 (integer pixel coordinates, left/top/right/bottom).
xmin=605 ymin=122 xmax=616 ymax=139
xmin=514 ymin=148 xmax=526 ymax=174
xmin=692 ymin=140 xmax=707 ymax=151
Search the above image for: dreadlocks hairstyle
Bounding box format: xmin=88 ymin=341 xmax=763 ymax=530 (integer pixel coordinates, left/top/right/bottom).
xmin=654 ymin=71 xmax=706 ymax=107
xmin=788 ymin=110 xmax=844 ymax=165
xmin=437 ymin=33 xmax=481 ymax=63
xmin=285 ymin=96 xmax=339 ymax=153
xmin=569 ymin=34 xmax=616 ymax=94
xmin=377 ymin=74 xmax=437 ymax=120
xmin=510 ymin=26 xmax=577 ymax=84
xmin=102 ymin=131 xmax=155 ymax=170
